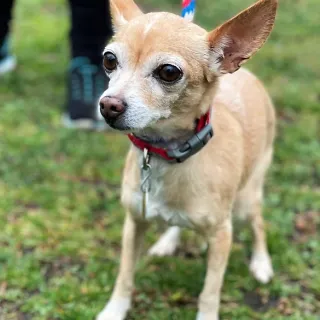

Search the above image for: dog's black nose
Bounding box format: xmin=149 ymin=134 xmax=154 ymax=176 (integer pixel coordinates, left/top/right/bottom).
xmin=100 ymin=96 xmax=127 ymax=120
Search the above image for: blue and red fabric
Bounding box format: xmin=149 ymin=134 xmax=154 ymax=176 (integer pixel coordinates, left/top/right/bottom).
xmin=181 ymin=0 xmax=196 ymax=21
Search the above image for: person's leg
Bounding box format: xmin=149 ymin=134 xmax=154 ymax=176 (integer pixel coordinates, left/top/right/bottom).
xmin=0 ymin=0 xmax=16 ymax=75
xmin=69 ymin=0 xmax=112 ymax=64
xmin=63 ymin=0 xmax=113 ymax=129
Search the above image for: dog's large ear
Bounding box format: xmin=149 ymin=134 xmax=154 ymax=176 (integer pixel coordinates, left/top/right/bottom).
xmin=207 ymin=0 xmax=278 ymax=75
xmin=110 ymin=0 xmax=143 ymax=30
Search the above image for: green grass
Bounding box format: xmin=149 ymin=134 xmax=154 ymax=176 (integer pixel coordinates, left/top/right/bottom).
xmin=0 ymin=0 xmax=319 ymax=319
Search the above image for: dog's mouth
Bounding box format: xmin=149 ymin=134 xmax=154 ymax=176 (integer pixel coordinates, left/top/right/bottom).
xmin=104 ymin=117 xmax=133 ymax=131
xmin=101 ymin=111 xmax=137 ymax=131
xmin=102 ymin=111 xmax=170 ymax=133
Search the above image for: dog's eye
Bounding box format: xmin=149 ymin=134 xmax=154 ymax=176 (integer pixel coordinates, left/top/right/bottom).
xmin=156 ymin=64 xmax=182 ymax=83
xmin=103 ymin=52 xmax=118 ymax=72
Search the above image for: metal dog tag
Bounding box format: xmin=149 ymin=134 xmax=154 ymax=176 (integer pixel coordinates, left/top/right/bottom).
xmin=140 ymin=149 xmax=152 ymax=219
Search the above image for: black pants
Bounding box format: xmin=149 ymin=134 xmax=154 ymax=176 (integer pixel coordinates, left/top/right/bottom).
xmin=0 ymin=0 xmax=113 ymax=64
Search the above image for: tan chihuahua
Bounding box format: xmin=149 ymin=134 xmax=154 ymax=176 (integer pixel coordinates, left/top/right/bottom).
xmin=97 ymin=0 xmax=278 ymax=319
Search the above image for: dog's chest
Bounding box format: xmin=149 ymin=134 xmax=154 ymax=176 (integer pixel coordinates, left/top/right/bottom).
xmin=124 ymin=161 xmax=193 ymax=228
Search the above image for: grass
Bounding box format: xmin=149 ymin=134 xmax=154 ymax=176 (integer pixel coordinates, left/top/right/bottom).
xmin=0 ymin=0 xmax=319 ymax=319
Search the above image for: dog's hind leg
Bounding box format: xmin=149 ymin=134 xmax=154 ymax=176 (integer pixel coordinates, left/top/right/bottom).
xmin=235 ymin=148 xmax=274 ymax=284
xmin=248 ymin=198 xmax=274 ymax=284
xmin=148 ymin=226 xmax=181 ymax=256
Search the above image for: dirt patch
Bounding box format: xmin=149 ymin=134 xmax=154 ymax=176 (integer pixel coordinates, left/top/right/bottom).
xmin=0 ymin=302 xmax=32 ymax=320
xmin=40 ymin=256 xmax=86 ymax=282
xmin=244 ymin=290 xmax=279 ymax=313
xmin=294 ymin=211 xmax=320 ymax=243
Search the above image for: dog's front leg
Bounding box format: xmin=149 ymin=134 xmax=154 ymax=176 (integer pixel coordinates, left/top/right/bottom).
xmin=196 ymin=219 xmax=232 ymax=320
xmin=97 ymin=213 xmax=148 ymax=320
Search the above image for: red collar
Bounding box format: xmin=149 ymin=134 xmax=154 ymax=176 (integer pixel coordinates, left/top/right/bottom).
xmin=128 ymin=108 xmax=213 ymax=163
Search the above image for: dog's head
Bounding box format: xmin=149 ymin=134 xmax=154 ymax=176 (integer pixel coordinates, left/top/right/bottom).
xmin=99 ymin=0 xmax=278 ymax=138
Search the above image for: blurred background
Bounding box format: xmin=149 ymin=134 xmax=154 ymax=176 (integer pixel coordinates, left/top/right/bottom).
xmin=0 ymin=0 xmax=319 ymax=319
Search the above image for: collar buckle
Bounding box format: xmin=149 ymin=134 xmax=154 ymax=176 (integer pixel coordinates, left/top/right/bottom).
xmin=167 ymin=123 xmax=213 ymax=163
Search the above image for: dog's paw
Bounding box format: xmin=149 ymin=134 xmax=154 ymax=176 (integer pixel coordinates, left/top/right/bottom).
xmin=148 ymin=227 xmax=180 ymax=257
xmin=196 ymin=311 xmax=219 ymax=320
xmin=250 ymin=252 xmax=274 ymax=284
xmin=148 ymin=239 xmax=178 ymax=256
xmin=96 ymin=297 xmax=131 ymax=320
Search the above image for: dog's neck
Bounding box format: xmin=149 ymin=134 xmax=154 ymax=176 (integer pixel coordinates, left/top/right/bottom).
xmin=133 ymin=127 xmax=196 ymax=150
